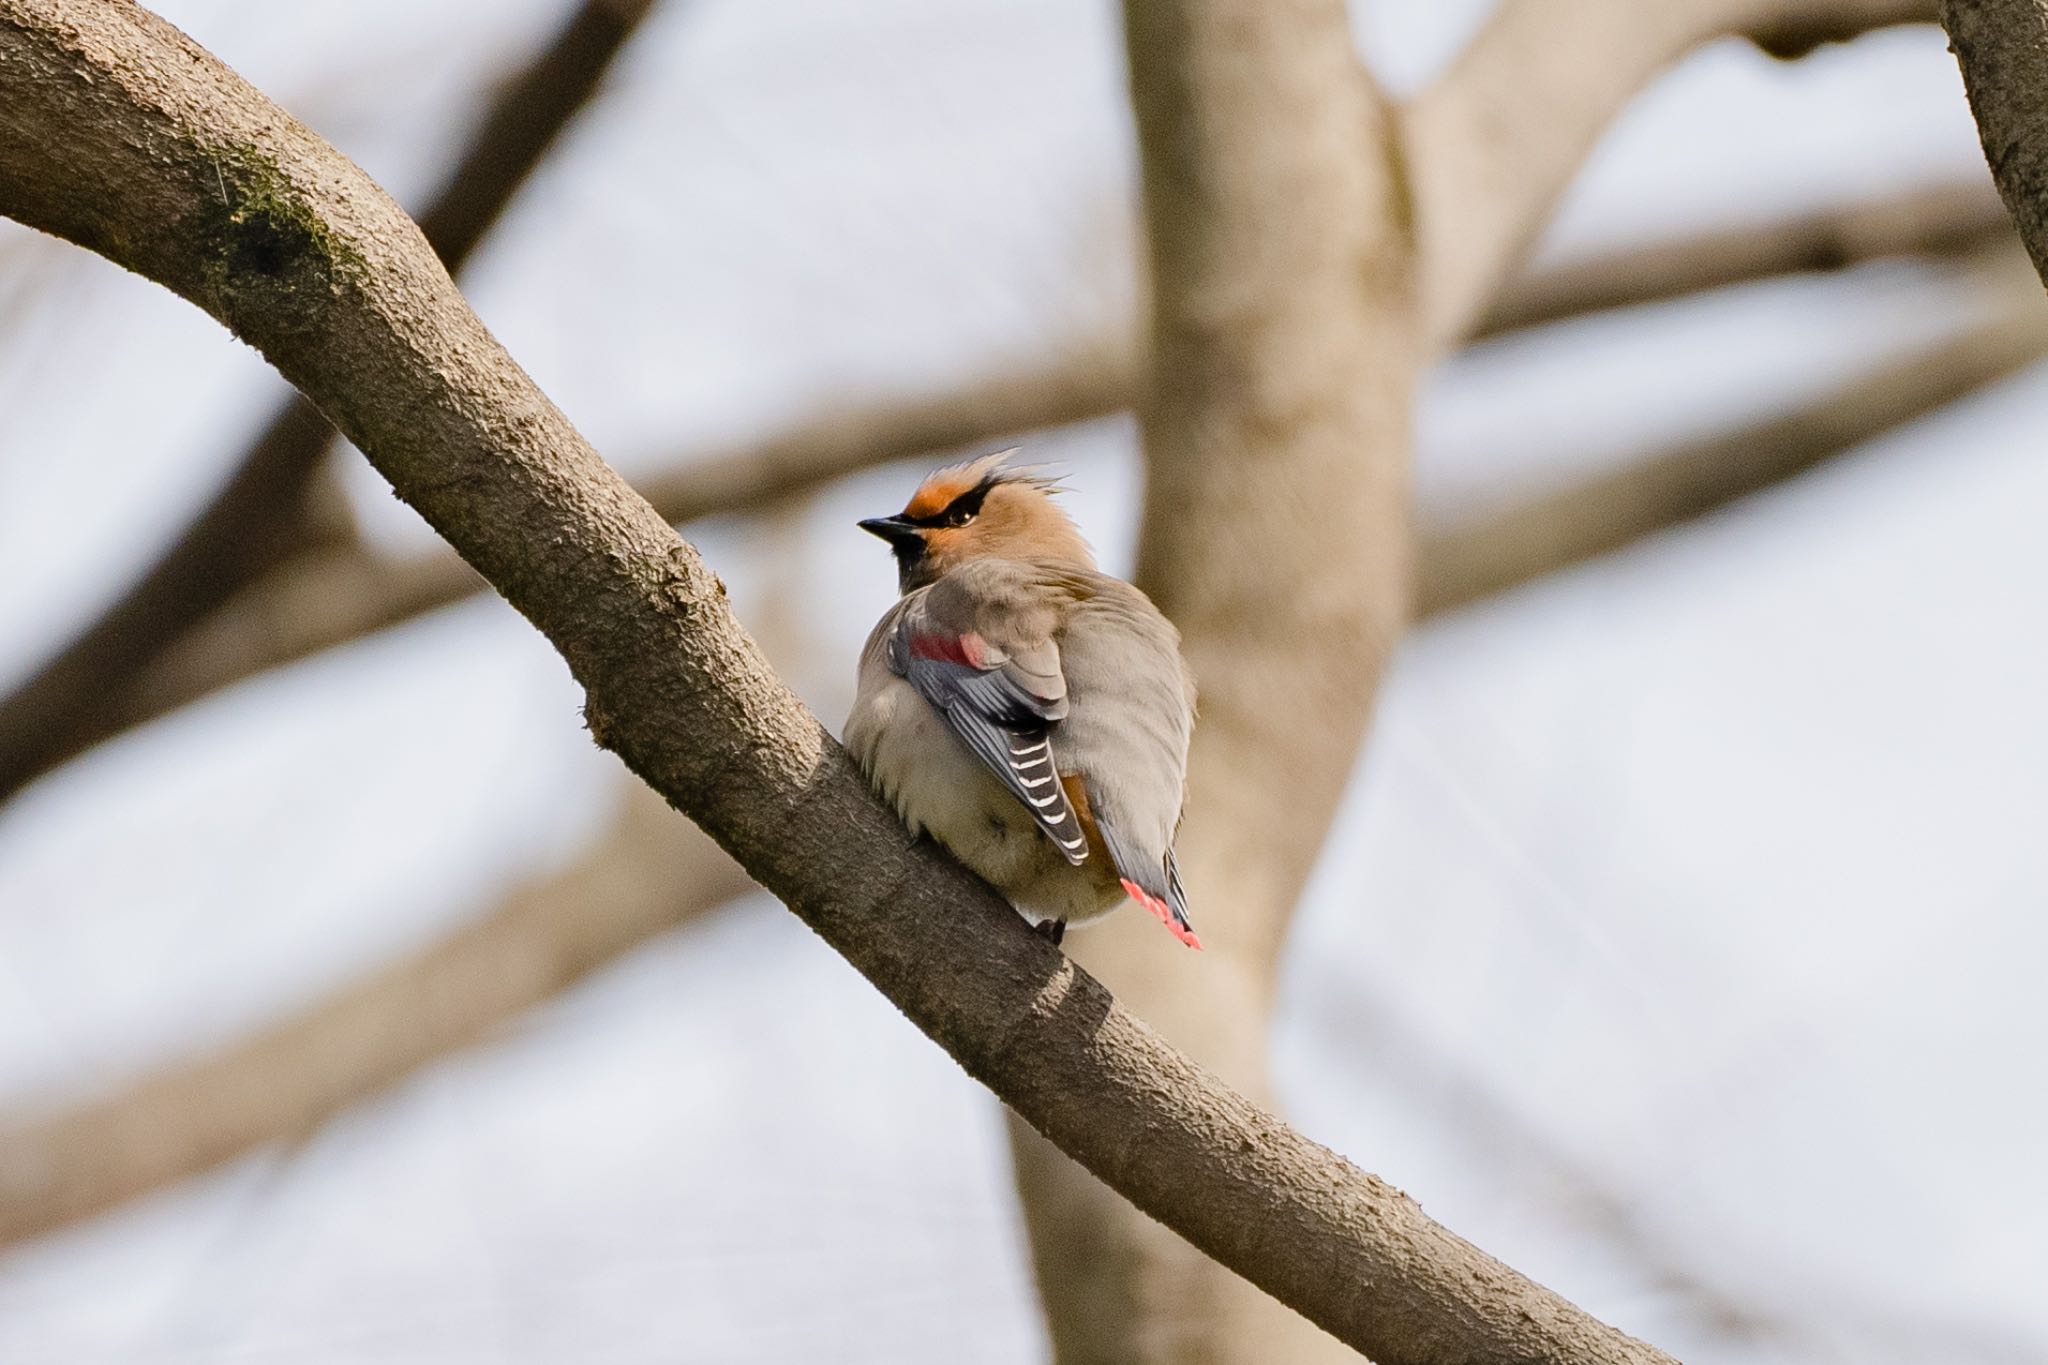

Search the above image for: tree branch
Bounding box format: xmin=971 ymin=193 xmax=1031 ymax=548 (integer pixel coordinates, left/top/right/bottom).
xmin=0 ymin=6 xmax=1664 ymax=1361
xmin=1474 ymin=179 xmax=2011 ymax=338
xmin=1408 ymin=0 xmax=1938 ymax=350
xmin=1749 ymin=0 xmax=1945 ymax=57
xmin=1942 ymin=0 xmax=2048 ymax=289
xmin=1420 ymin=283 xmax=2048 ymax=615
xmin=0 ymin=0 xmax=663 ymax=805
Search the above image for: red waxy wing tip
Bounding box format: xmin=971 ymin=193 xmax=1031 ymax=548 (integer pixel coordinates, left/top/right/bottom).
xmin=908 ymin=630 xmax=987 ymax=668
xmin=1120 ymin=878 xmax=1203 ymax=951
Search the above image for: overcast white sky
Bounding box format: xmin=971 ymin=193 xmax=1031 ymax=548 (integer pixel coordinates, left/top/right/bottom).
xmin=0 ymin=3 xmax=2042 ymax=1362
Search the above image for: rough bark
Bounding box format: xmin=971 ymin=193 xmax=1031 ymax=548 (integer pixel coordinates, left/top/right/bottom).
xmin=0 ymin=0 xmax=661 ymax=805
xmin=1943 ymin=0 xmax=2048 ymax=288
xmin=1474 ymin=179 xmax=2011 ymax=338
xmin=1407 ymin=0 xmax=1938 ymax=350
xmin=0 ymin=780 xmax=749 ymax=1246
xmin=0 ymin=5 xmax=1666 ymax=1362
xmin=1006 ymin=2 xmax=1416 ymax=1361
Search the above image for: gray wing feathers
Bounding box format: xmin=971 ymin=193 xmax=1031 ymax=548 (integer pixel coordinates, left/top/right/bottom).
xmin=887 ymin=571 xmax=1089 ymax=864
xmin=1056 ymin=578 xmax=1197 ymax=920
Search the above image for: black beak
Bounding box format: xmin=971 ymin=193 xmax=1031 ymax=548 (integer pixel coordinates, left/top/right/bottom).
xmin=858 ymin=515 xmax=922 ymax=548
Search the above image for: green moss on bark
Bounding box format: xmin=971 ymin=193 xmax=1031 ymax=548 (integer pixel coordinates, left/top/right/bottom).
xmin=189 ymin=143 xmax=364 ymax=325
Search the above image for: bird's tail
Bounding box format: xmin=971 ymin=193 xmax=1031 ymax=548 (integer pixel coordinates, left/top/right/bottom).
xmin=1118 ymin=859 xmax=1201 ymax=951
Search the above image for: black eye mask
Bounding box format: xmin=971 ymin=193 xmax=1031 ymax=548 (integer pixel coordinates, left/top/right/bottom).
xmin=905 ymin=477 xmax=996 ymax=529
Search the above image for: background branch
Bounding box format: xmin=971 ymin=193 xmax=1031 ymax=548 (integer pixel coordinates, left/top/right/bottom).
xmin=0 ymin=7 xmax=1665 ymax=1361
xmin=0 ymin=0 xmax=663 ymax=805
xmin=1424 ymin=274 xmax=2048 ymax=614
xmin=1408 ymin=0 xmax=1938 ymax=350
xmin=0 ymin=780 xmax=748 ymax=1247
xmin=1474 ymin=179 xmax=2011 ymax=338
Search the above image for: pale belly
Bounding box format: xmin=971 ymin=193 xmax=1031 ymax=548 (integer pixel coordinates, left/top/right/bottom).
xmin=846 ymin=679 xmax=1123 ymax=927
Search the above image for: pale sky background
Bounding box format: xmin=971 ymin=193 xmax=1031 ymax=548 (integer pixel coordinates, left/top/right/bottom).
xmin=0 ymin=2 xmax=2043 ymax=1362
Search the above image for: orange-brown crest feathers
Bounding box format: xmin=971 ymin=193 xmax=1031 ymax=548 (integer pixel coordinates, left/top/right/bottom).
xmin=877 ymin=450 xmax=1093 ymax=590
xmin=904 ymin=471 xmax=980 ymax=522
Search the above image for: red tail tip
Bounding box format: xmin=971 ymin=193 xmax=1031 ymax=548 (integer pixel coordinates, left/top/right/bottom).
xmin=1120 ymin=878 xmax=1203 ymax=951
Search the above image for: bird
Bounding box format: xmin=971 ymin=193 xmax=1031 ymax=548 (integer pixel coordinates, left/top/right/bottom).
xmin=844 ymin=450 xmax=1201 ymax=950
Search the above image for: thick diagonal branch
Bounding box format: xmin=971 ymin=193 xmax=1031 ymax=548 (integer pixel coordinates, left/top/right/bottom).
xmin=0 ymin=6 xmax=1665 ymax=1362
xmin=0 ymin=0 xmax=661 ymax=805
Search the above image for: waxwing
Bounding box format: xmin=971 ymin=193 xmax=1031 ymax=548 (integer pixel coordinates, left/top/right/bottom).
xmin=844 ymin=451 xmax=1201 ymax=949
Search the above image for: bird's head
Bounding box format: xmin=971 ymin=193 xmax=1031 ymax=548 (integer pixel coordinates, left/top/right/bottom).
xmin=859 ymin=450 xmax=1093 ymax=593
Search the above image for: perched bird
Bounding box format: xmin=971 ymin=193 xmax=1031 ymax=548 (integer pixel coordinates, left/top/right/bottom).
xmin=845 ymin=451 xmax=1201 ymax=949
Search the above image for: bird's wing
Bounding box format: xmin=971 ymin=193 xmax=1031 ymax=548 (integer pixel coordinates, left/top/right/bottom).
xmin=886 ymin=570 xmax=1088 ymax=865
xmin=1055 ymin=575 xmax=1202 ymax=948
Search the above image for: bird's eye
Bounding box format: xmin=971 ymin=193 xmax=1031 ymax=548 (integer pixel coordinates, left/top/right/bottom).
xmin=944 ymin=507 xmax=977 ymax=528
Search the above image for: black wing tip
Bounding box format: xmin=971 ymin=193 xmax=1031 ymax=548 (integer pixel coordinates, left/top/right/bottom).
xmin=1164 ymin=849 xmax=1192 ymax=928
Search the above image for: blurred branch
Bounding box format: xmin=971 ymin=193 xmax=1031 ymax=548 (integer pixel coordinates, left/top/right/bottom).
xmin=0 ymin=0 xmax=664 ymax=806
xmin=1750 ymin=0 xmax=1944 ymax=57
xmin=1420 ymin=280 xmax=2048 ymax=616
xmin=1008 ymin=1 xmax=1418 ymax=1361
xmin=1407 ymin=0 xmax=1938 ymax=351
xmin=1475 ymin=179 xmax=2012 ymax=337
xmin=1943 ymin=0 xmax=2048 ymax=287
xmin=0 ymin=10 xmax=1663 ymax=1361
xmin=0 ymin=781 xmax=750 ymax=1247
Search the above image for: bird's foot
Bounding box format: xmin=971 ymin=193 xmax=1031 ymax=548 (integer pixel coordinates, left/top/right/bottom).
xmin=1033 ymin=918 xmax=1067 ymax=947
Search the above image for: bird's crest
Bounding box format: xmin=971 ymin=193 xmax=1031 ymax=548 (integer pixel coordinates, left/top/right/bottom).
xmin=903 ymin=448 xmax=1064 ymax=521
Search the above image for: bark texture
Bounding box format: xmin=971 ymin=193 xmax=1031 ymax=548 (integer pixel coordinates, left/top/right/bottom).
xmin=0 ymin=0 xmax=659 ymax=805
xmin=0 ymin=5 xmax=1668 ymax=1362
xmin=1006 ymin=2 xmax=1414 ymax=1361
xmin=1944 ymin=0 xmax=2048 ymax=287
